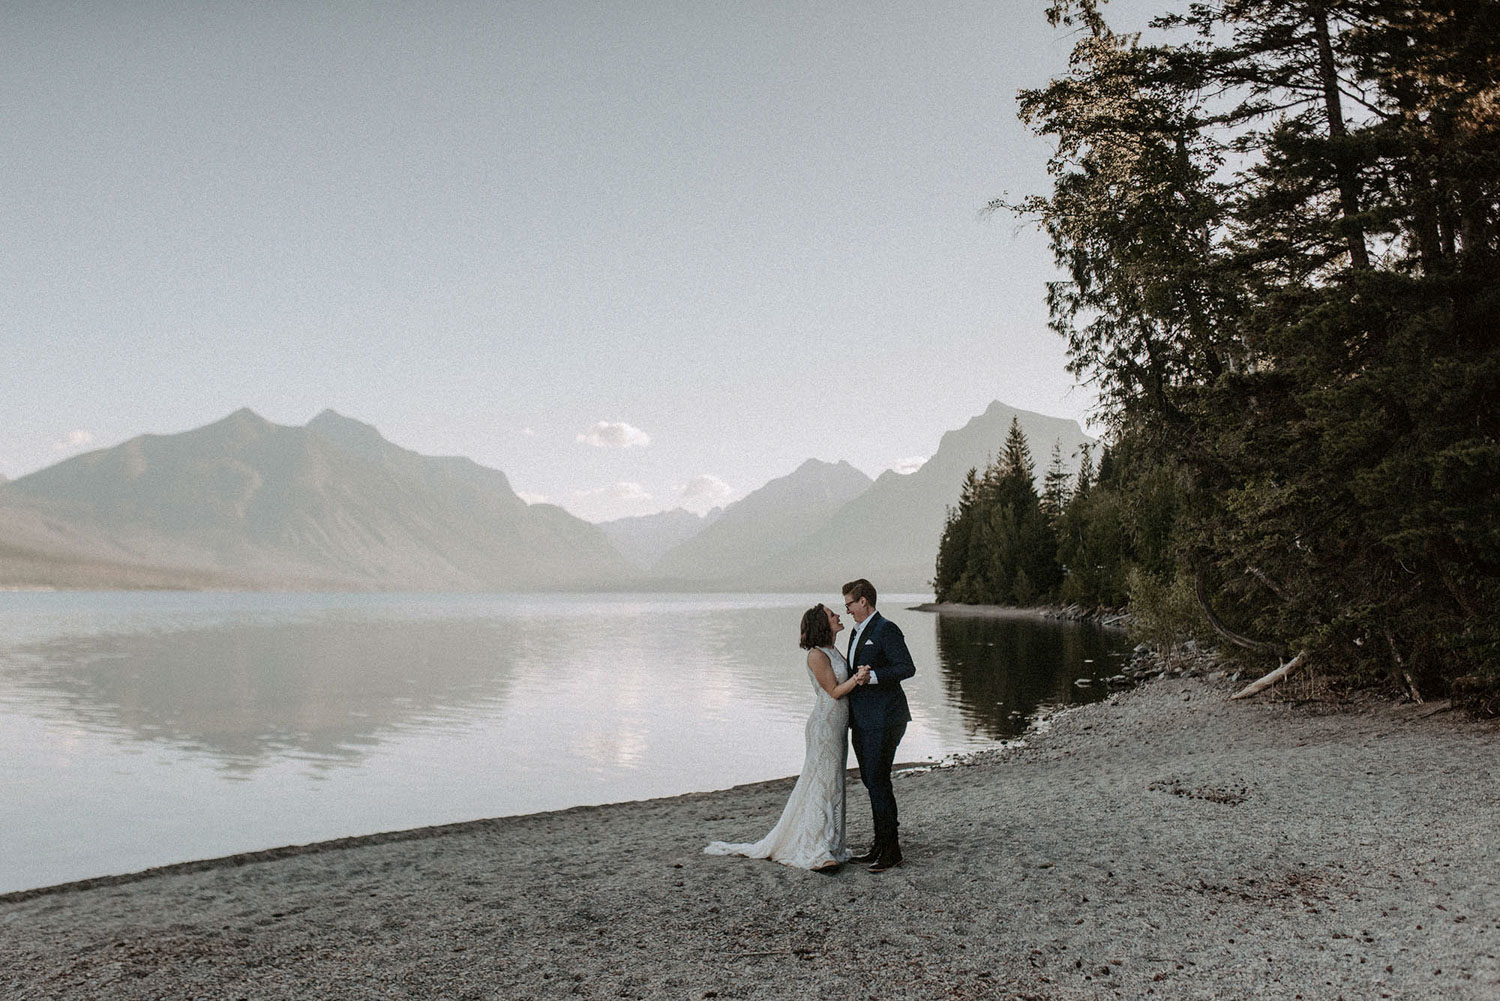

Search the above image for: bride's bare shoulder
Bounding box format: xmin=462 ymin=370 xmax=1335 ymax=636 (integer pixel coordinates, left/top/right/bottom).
xmin=806 ymin=646 xmax=832 ymax=669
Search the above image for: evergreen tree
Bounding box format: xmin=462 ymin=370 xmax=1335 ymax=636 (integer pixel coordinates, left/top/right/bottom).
xmin=933 ymin=420 xmax=1065 ymax=607
xmin=1074 ymin=441 xmax=1094 ymax=500
xmin=1041 ymin=443 xmax=1072 ymax=524
xmin=1095 ymin=446 xmax=1116 ymax=488
xmin=933 ymin=468 xmax=981 ymax=602
xmin=1012 ymin=0 xmax=1500 ymax=709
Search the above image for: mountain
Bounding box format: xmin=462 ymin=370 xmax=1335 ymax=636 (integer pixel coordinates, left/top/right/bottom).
xmin=735 ymin=401 xmax=1095 ymax=592
xmin=650 ymin=459 xmax=873 ymax=583
xmin=0 ymin=400 xmax=1092 ymax=593
xmin=599 ymin=507 xmax=719 ymax=570
xmin=0 ymin=408 xmax=635 ymax=590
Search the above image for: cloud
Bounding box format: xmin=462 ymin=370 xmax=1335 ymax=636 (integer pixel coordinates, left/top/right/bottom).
xmin=678 ymin=474 xmax=733 ymax=514
xmin=576 ymin=421 xmax=650 ymax=448
xmin=888 ymin=456 xmax=927 ymax=475
xmin=520 ymin=427 xmax=536 ymax=437
xmin=516 ymin=491 xmax=548 ymax=505
xmin=54 ymin=430 xmax=95 ymax=451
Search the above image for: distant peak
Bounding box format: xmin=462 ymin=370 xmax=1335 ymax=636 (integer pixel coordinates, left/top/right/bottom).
xmin=980 ymin=400 xmax=1073 ymax=425
xmin=659 ymin=506 xmax=703 ymax=518
xmin=307 ymin=409 xmax=388 ymax=444
xmin=979 ymin=401 xmax=1029 ymax=424
xmin=206 ymin=407 xmax=271 ymax=433
xmin=309 ymin=408 xmax=372 ymax=430
xmin=177 ymin=408 xmax=274 ymax=447
xmin=793 ymin=457 xmax=861 ymax=473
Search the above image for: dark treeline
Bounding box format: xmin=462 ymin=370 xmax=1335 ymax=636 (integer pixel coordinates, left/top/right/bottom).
xmin=943 ymin=0 xmax=1499 ymax=712
xmin=934 ymin=419 xmax=1181 ymax=614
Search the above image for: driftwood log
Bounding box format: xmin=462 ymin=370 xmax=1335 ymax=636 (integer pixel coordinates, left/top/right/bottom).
xmin=1230 ymin=650 xmax=1310 ymax=700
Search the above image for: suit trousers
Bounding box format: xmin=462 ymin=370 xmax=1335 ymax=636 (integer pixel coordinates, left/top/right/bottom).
xmin=851 ymin=719 xmax=907 ymax=846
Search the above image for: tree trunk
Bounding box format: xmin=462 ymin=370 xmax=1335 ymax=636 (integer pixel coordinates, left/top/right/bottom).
xmin=1409 ymin=175 xmax=1445 ymax=272
xmin=1311 ymin=4 xmax=1371 ymax=270
xmin=1194 ymin=567 xmax=1286 ymax=656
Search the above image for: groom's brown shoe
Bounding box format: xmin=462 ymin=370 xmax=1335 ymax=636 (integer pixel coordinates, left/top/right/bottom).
xmin=868 ymin=847 xmax=902 ymax=873
xmin=848 ymin=844 xmax=881 ymax=865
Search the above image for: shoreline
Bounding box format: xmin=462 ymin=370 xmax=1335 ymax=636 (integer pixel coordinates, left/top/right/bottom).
xmin=0 ymin=763 xmax=941 ymax=907
xmin=910 ymin=600 xmax=1131 ymax=629
xmin=3 ymin=675 xmax=1495 ymax=999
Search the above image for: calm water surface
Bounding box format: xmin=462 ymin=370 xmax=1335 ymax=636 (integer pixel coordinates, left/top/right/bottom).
xmin=0 ymin=591 xmax=1131 ymax=893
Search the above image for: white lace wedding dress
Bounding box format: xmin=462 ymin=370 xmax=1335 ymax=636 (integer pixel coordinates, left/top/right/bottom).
xmin=705 ymin=646 xmax=851 ymax=869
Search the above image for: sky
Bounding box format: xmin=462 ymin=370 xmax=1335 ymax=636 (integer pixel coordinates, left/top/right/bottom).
xmin=3 ymin=0 xmax=1163 ymax=523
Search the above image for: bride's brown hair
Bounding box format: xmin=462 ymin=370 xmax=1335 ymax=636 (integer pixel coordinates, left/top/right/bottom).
xmin=799 ymin=604 xmax=835 ymax=650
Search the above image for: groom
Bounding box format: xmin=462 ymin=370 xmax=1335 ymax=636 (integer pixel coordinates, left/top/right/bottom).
xmin=842 ymin=578 xmax=914 ymax=872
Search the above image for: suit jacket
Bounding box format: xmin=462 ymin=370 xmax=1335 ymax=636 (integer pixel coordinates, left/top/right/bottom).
xmin=845 ymin=611 xmax=914 ymax=731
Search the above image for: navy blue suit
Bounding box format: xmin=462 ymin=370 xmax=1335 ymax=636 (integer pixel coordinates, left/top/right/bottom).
xmin=845 ymin=611 xmax=914 ymax=848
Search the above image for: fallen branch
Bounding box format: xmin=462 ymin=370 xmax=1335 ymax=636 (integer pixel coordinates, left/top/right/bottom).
xmin=1230 ymin=649 xmax=1309 ymax=700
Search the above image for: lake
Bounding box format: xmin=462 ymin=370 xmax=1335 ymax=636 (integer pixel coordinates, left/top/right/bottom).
xmin=0 ymin=591 xmax=1132 ymax=893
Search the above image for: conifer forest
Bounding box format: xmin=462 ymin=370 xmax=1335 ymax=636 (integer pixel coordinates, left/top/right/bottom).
xmin=936 ymin=1 xmax=1498 ymax=712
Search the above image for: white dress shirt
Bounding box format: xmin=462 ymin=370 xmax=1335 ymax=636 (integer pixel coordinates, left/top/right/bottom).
xmin=849 ymin=613 xmax=879 ymax=684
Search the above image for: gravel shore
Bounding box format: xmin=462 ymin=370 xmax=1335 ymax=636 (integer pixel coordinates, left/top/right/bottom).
xmin=3 ymin=676 xmax=1495 ymax=1000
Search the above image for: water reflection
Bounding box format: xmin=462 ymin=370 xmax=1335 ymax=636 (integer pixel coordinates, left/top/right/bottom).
xmin=933 ymin=611 xmax=1133 ymax=740
xmin=0 ymin=593 xmax=1142 ymax=892
xmin=0 ymin=597 xmax=1134 ymax=778
xmin=2 ymin=617 xmax=520 ymax=776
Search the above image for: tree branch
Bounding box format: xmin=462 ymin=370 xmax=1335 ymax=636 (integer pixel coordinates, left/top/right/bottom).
xmin=1194 ymin=566 xmax=1287 ymax=656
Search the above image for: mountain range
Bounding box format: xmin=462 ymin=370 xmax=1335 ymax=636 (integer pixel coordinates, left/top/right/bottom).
xmin=0 ymin=409 xmax=633 ymax=590
xmin=649 ymin=459 xmax=873 ymax=583
xmin=0 ymin=401 xmax=1092 ymax=592
xmin=599 ymin=507 xmax=721 ymax=570
xmin=633 ymin=400 xmax=1093 ymax=590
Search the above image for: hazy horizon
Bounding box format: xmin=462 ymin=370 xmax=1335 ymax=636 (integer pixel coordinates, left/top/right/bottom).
xmin=6 ymin=397 xmax=1090 ymax=523
xmin=6 ymin=0 xmax=1162 ymax=522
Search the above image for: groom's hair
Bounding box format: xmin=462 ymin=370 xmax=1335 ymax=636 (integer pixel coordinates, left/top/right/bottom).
xmin=841 ymin=578 xmax=877 ymax=608
xmin=800 ymin=605 xmax=835 ymax=650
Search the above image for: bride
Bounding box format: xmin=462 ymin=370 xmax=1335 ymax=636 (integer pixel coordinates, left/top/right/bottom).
xmin=705 ymin=603 xmax=868 ymax=872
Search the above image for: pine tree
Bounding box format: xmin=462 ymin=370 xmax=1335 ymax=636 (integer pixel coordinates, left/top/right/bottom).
xmin=933 ymin=468 xmax=981 ymax=602
xmin=1041 ymin=443 xmax=1072 ymax=524
xmin=933 ymin=420 xmax=1065 ymax=607
xmin=1074 ymin=442 xmax=1094 ymax=500
xmin=1015 ymin=0 xmax=1500 ymax=707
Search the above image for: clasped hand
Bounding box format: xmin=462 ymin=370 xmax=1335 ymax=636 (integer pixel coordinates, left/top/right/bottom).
xmin=853 ymin=666 xmax=871 ymax=685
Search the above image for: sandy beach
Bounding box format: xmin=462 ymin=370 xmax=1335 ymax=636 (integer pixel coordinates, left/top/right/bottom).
xmin=3 ymin=675 xmax=1495 ymax=1000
